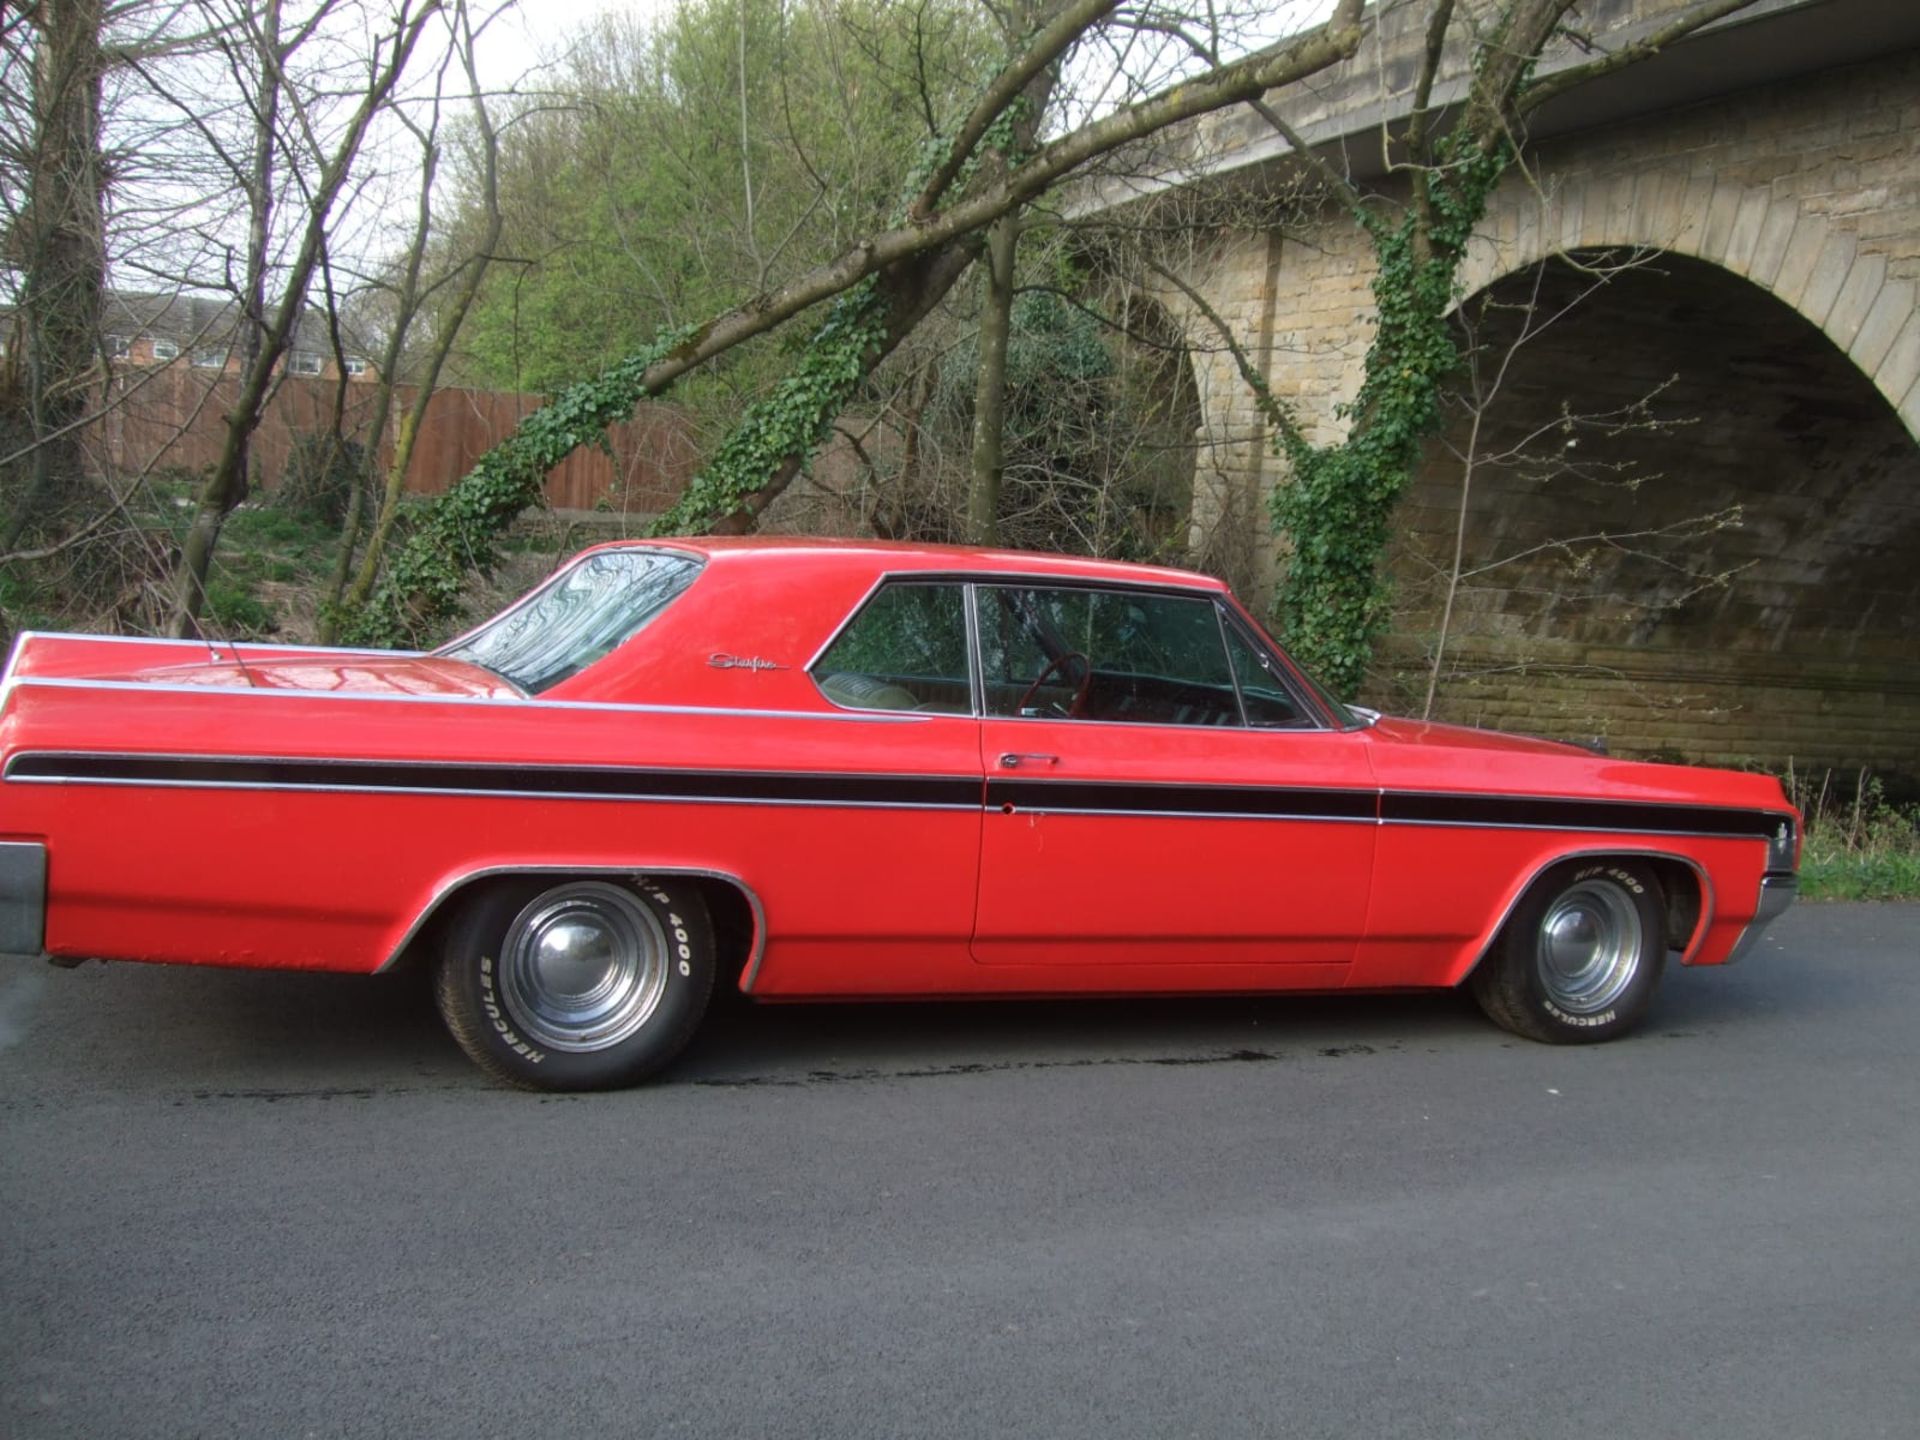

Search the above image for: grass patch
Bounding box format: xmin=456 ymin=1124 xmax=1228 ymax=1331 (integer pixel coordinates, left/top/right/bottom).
xmin=1787 ymin=768 xmax=1920 ymax=902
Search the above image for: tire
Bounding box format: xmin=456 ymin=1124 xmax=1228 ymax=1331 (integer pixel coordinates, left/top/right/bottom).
xmin=1470 ymin=859 xmax=1665 ymax=1045
xmin=433 ymin=876 xmax=714 ymax=1091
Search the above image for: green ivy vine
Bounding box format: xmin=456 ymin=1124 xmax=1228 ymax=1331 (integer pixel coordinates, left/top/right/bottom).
xmin=648 ymin=276 xmax=890 ymax=536
xmin=1269 ymin=131 xmax=1512 ymax=699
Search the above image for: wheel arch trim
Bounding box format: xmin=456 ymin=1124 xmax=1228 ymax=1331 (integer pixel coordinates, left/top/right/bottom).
xmin=1455 ymin=846 xmax=1714 ymax=987
xmin=379 ymin=863 xmax=766 ymax=992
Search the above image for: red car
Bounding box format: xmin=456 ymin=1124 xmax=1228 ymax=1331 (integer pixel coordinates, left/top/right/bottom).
xmin=0 ymin=539 xmax=1798 ymax=1090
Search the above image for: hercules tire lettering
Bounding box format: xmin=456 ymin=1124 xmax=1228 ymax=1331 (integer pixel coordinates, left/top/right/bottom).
xmin=1469 ymin=858 xmax=1666 ymax=1047
xmin=433 ymin=876 xmax=716 ymax=1092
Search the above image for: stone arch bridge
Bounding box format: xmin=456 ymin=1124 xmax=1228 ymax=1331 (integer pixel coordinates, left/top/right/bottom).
xmin=1141 ymin=0 xmax=1920 ymax=787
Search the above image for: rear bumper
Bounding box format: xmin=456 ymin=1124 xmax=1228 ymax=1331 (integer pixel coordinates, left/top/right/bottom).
xmin=1725 ymin=873 xmax=1796 ymax=965
xmin=0 ymin=841 xmax=46 ymax=955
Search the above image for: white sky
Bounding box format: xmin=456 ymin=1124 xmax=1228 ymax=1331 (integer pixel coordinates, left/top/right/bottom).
xmin=470 ymin=0 xmax=659 ymax=98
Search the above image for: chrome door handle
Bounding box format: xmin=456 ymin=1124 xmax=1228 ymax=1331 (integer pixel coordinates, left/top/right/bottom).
xmin=998 ymin=753 xmax=1059 ymax=768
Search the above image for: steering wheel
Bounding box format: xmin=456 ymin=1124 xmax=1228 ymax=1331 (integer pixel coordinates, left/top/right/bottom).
xmin=1015 ymin=651 xmax=1092 ymax=717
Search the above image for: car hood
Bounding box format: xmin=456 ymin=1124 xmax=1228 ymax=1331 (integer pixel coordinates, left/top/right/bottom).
xmin=1360 ymin=713 xmax=1793 ymax=815
xmin=121 ymin=652 xmax=521 ymax=699
xmin=1364 ymin=715 xmax=1598 ymax=757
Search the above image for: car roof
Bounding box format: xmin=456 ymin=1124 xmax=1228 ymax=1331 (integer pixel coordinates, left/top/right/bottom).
xmin=584 ymin=535 xmax=1230 ymax=591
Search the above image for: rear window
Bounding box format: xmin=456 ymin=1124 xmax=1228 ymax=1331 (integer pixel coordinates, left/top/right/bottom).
xmin=439 ymin=549 xmax=702 ymax=694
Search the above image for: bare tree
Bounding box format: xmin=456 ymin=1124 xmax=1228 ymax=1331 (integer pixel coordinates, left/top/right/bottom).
xmin=319 ymin=0 xmax=504 ymax=637
xmin=150 ymin=0 xmax=442 ymax=637
xmin=2 ymin=0 xmax=107 ymax=549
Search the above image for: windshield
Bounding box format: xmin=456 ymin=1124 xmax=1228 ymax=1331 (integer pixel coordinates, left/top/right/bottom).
xmin=438 ymin=548 xmax=702 ymax=694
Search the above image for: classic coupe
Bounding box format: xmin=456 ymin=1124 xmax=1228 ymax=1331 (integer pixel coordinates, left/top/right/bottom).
xmin=0 ymin=539 xmax=1798 ymax=1089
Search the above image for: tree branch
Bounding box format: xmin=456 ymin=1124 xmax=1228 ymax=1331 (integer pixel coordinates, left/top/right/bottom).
xmin=909 ymin=0 xmax=1119 ymax=220
xmin=633 ymin=7 xmax=1370 ymax=402
xmin=1142 ymin=255 xmax=1302 ymax=448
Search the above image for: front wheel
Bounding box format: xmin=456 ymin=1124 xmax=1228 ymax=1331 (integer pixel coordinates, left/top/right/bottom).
xmin=1470 ymin=860 xmax=1665 ymax=1044
xmin=434 ymin=876 xmax=714 ymax=1090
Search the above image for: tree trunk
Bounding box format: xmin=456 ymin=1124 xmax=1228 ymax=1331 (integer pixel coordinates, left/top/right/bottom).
xmin=966 ymin=214 xmax=1018 ymax=546
xmin=4 ymin=0 xmax=107 ymax=551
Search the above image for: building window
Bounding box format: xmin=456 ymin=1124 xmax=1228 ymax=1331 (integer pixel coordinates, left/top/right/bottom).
xmin=342 ymin=356 xmax=368 ymax=376
xmin=191 ymin=346 xmax=228 ymax=370
xmin=150 ymin=338 xmax=180 ymax=362
xmin=288 ymin=351 xmax=323 ymax=376
xmin=106 ymin=335 xmax=131 ymax=359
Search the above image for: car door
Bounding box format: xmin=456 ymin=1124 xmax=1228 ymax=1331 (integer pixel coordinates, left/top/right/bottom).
xmin=970 ymin=582 xmax=1376 ymax=979
xmin=772 ymin=576 xmax=987 ymax=996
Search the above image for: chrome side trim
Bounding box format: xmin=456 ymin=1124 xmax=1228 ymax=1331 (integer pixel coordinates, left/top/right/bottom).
xmin=378 ymin=863 xmax=768 ymax=993
xmin=1214 ymin=603 xmax=1250 ymax=724
xmin=963 ymin=582 xmax=985 ymax=717
xmin=4 ymin=675 xmax=932 ymax=723
xmin=1382 ymin=816 xmax=1768 ymax=841
xmin=1724 ymin=874 xmax=1797 ymax=965
xmin=982 ymin=711 xmax=1341 ymax=737
xmin=997 ymin=804 xmax=1380 ymax=825
xmin=0 ymin=634 xmax=27 ymax=713
xmin=1 ymin=632 xmax=32 ymax=686
xmin=6 ymin=772 xmax=979 ymax=812
xmin=6 ymin=629 xmax=422 ymax=657
xmin=0 ymin=842 xmax=47 ymax=955
xmin=1467 ymin=847 xmax=1718 ymax=977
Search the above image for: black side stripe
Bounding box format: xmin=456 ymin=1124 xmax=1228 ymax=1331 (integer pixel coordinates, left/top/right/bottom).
xmin=1380 ymin=790 xmax=1784 ymax=839
xmin=5 ymin=753 xmax=982 ymax=809
xmin=7 ymin=751 xmax=1790 ymax=839
xmin=992 ymin=780 xmax=1783 ymax=836
xmin=988 ymin=779 xmax=1375 ymax=821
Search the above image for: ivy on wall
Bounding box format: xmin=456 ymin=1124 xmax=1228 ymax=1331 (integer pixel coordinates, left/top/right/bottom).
xmin=1269 ymin=133 xmax=1511 ymax=699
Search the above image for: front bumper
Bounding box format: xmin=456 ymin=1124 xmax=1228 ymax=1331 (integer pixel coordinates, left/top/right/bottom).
xmin=1725 ymin=873 xmax=1797 ymax=965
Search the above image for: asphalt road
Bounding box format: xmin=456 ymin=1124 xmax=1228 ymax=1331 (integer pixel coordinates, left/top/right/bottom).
xmin=3 ymin=904 xmax=1917 ymax=1439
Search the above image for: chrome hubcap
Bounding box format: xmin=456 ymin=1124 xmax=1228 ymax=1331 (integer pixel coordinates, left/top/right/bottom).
xmin=1536 ymin=880 xmax=1642 ymax=1014
xmin=499 ymin=883 xmax=668 ymax=1052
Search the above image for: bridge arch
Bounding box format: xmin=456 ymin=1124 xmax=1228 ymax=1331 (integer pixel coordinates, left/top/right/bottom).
xmin=1382 ymin=243 xmax=1920 ymax=791
xmin=1458 ymin=177 xmax=1920 ymax=440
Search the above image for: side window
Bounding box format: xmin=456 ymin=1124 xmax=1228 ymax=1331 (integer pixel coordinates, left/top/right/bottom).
xmin=979 ymin=586 xmax=1241 ymax=726
xmin=811 ymin=582 xmax=971 ymax=713
xmin=1221 ymin=618 xmax=1307 ymax=727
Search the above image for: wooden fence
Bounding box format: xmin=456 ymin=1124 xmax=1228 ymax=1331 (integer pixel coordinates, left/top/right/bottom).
xmin=92 ymin=367 xmax=701 ymax=515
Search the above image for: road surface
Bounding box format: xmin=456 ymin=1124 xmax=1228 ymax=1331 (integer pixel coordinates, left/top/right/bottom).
xmin=3 ymin=903 xmax=1916 ymax=1438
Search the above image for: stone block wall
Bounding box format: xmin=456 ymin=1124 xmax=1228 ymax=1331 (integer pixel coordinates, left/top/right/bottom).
xmin=1154 ymin=31 xmax=1920 ymax=783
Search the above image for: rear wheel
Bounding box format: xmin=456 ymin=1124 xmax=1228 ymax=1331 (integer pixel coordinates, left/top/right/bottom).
xmin=1471 ymin=860 xmax=1665 ymax=1044
xmin=433 ymin=876 xmax=714 ymax=1090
